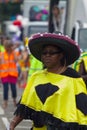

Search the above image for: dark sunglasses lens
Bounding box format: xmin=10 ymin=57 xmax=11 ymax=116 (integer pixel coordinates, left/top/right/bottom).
xmin=42 ymin=51 xmax=61 ymax=55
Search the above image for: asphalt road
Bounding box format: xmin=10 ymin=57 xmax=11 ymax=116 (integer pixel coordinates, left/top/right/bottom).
xmin=0 ymin=83 xmax=33 ymax=130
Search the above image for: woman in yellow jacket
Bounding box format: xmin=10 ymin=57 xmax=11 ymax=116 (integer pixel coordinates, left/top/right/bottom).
xmin=0 ymin=39 xmax=18 ymax=109
xmin=10 ymin=33 xmax=87 ymax=130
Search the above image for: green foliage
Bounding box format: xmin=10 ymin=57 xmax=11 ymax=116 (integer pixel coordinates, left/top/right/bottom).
xmin=0 ymin=2 xmax=21 ymax=21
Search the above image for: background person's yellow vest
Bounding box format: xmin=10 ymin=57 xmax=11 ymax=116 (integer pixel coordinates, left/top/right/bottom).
xmin=72 ymin=52 xmax=87 ymax=72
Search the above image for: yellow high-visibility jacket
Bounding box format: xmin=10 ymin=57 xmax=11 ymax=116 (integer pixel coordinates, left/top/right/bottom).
xmin=72 ymin=52 xmax=87 ymax=72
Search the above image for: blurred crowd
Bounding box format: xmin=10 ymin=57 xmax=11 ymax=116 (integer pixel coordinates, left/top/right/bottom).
xmin=0 ymin=34 xmax=43 ymax=109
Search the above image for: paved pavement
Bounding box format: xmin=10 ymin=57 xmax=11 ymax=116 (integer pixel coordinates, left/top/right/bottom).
xmin=0 ymin=83 xmax=33 ymax=130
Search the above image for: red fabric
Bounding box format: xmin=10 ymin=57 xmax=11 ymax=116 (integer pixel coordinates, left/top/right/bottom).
xmin=1 ymin=76 xmax=17 ymax=84
xmin=13 ymin=20 xmax=22 ymax=27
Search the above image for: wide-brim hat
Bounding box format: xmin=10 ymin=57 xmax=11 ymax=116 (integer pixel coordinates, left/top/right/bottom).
xmin=28 ymin=33 xmax=81 ymax=65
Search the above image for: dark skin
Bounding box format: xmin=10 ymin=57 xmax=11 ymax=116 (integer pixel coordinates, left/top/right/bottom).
xmin=41 ymin=45 xmax=67 ymax=74
xmin=79 ymin=60 xmax=87 ymax=86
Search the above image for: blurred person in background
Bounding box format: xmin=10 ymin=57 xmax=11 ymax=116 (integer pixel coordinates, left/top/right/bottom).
xmin=50 ymin=5 xmax=62 ymax=33
xmin=72 ymin=51 xmax=87 ymax=86
xmin=28 ymin=54 xmax=43 ymax=80
xmin=24 ymin=37 xmax=43 ymax=81
xmin=0 ymin=39 xmax=19 ymax=109
xmin=18 ymin=47 xmax=30 ymax=88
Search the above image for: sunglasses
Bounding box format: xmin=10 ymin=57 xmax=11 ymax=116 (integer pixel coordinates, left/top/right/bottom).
xmin=42 ymin=50 xmax=62 ymax=56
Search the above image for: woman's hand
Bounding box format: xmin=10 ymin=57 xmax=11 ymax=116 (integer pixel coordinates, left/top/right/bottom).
xmin=9 ymin=115 xmax=23 ymax=130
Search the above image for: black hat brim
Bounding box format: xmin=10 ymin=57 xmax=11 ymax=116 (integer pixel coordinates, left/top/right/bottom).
xmin=29 ymin=34 xmax=80 ymax=65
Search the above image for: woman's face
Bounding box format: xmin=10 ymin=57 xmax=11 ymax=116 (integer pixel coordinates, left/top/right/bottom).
xmin=52 ymin=7 xmax=60 ymax=17
xmin=41 ymin=45 xmax=63 ymax=69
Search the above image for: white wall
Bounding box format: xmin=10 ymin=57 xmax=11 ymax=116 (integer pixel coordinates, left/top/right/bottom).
xmin=74 ymin=0 xmax=87 ymax=23
xmin=65 ymin=0 xmax=87 ymax=36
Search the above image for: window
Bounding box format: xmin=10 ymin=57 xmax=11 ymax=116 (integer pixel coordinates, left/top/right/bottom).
xmin=28 ymin=25 xmax=48 ymax=36
xmin=78 ymin=28 xmax=87 ymax=51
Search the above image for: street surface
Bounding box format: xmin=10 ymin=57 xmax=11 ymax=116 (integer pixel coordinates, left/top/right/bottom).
xmin=0 ymin=83 xmax=33 ymax=130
